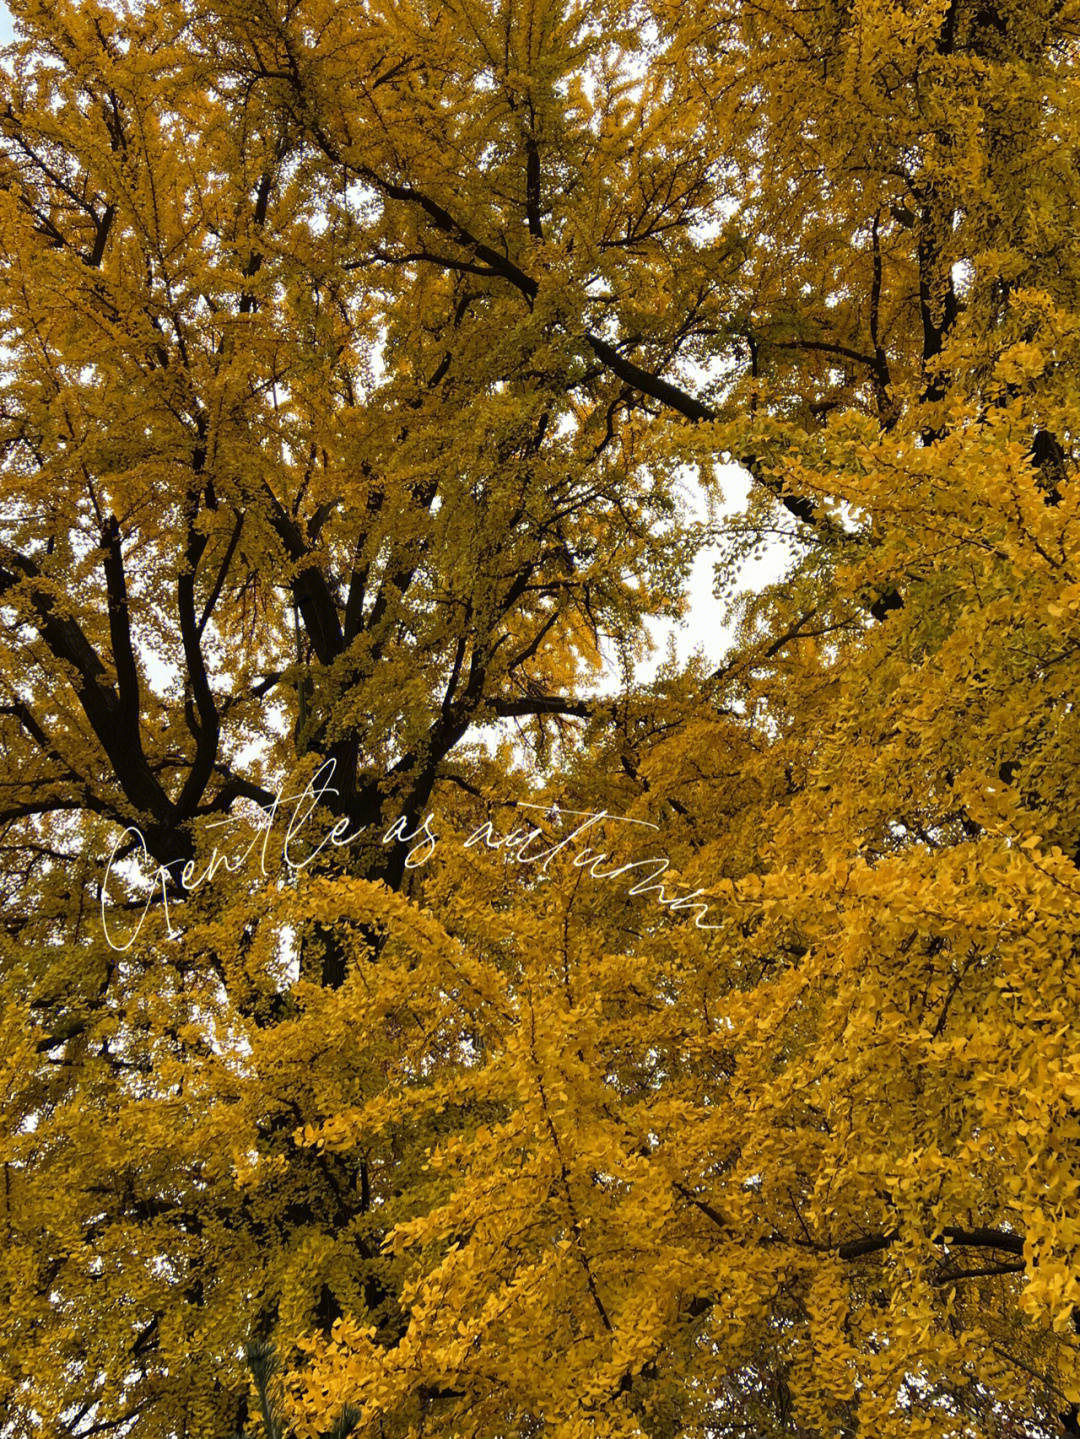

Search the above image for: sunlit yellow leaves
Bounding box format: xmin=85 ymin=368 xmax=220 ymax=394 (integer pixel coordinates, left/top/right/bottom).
xmin=2 ymin=0 xmax=1080 ymax=1433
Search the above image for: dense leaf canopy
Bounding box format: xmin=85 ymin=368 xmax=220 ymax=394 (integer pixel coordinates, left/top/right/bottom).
xmin=1 ymin=0 xmax=1079 ymax=1436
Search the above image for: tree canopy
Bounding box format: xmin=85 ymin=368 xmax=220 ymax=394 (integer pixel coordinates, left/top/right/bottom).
xmin=1 ymin=0 xmax=1080 ymax=1436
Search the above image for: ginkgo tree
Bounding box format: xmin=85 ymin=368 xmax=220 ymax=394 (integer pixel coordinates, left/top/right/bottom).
xmin=1 ymin=0 xmax=1079 ymax=1435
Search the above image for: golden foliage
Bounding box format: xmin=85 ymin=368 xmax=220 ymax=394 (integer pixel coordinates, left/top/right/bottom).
xmin=0 ymin=0 xmax=1079 ymax=1435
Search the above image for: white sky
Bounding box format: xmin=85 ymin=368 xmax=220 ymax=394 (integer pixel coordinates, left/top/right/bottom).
xmin=632 ymin=463 xmax=791 ymax=685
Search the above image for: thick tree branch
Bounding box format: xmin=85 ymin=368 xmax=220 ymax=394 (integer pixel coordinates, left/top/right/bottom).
xmin=837 ymin=1226 xmax=1025 ymax=1261
xmin=0 ymin=543 xmax=174 ymax=833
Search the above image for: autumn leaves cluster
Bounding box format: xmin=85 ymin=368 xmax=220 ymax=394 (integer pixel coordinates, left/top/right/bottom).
xmin=1 ymin=0 xmax=1080 ymax=1435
